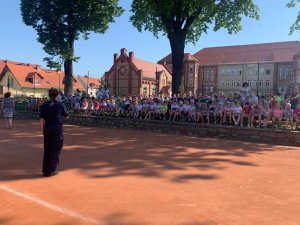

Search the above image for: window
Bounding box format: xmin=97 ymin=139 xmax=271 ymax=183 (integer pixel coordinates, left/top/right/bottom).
xmin=279 ymin=68 xmax=283 ymax=76
xmin=204 ymin=74 xmax=209 ymax=81
xmin=297 ymin=61 xmax=300 ymax=69
xmin=248 ymin=70 xmax=253 ymax=75
xmin=210 ymin=74 xmax=215 ymax=81
xmin=189 ymin=79 xmax=193 ymax=86
xmin=210 ymin=86 xmax=214 ymax=92
xmin=265 ymin=80 xmax=270 ymax=87
xmin=239 ymin=70 xmax=242 ymax=75
xmin=189 ymin=65 xmax=194 ymax=73
xmin=297 ymin=75 xmax=300 ymax=84
xmin=259 ymin=80 xmax=263 ymax=87
xmin=266 ymin=69 xmax=271 ymax=75
xmin=34 ymin=79 xmax=40 ymax=85
xmin=236 ymin=81 xmax=240 ymax=87
xmin=221 ymin=69 xmax=226 ymax=76
xmin=254 ymin=80 xmax=257 ymax=87
xmin=232 ymin=81 xmax=235 ymax=86
xmin=226 ymin=81 xmax=230 ymax=87
xmin=220 ymin=81 xmax=225 ymax=87
xmin=248 ymin=80 xmax=252 ymax=86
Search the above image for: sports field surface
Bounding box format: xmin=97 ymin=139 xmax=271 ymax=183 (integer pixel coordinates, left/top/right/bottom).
xmin=0 ymin=119 xmax=300 ymax=225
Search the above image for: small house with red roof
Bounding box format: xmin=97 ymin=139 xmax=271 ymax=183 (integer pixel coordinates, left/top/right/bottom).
xmin=103 ymin=48 xmax=172 ymax=97
xmin=77 ymin=75 xmax=102 ymax=97
xmin=0 ymin=60 xmax=84 ymax=97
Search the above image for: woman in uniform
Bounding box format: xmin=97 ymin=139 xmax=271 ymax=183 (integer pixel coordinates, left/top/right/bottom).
xmin=39 ymin=88 xmax=68 ymax=177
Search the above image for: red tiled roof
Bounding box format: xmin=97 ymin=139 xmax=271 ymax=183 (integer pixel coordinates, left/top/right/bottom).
xmin=77 ymin=75 xmax=101 ymax=88
xmin=5 ymin=63 xmax=84 ymax=91
xmin=160 ymin=85 xmax=170 ymax=93
xmin=0 ymin=60 xmax=6 ymax=74
xmin=193 ymin=41 xmax=300 ymax=65
xmin=133 ymin=58 xmax=171 ymax=79
xmin=158 ymin=53 xmax=198 ymax=64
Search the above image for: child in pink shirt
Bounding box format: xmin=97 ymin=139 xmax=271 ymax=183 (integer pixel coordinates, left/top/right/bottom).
xmin=294 ymin=103 xmax=300 ymax=130
xmin=272 ymin=102 xmax=283 ymax=129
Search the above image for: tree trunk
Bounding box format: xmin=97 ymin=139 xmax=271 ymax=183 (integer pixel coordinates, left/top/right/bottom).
xmin=64 ymin=59 xmax=73 ymax=96
xmin=168 ymin=32 xmax=185 ymax=95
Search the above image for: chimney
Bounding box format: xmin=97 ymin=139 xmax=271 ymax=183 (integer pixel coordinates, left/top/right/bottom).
xmin=129 ymin=52 xmax=134 ymax=62
xmin=120 ymin=48 xmax=127 ymax=55
xmin=114 ymin=53 xmax=119 ymax=63
xmin=35 ymin=65 xmax=41 ymax=71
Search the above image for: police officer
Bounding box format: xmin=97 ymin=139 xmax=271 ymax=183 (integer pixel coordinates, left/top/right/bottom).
xmin=39 ymin=88 xmax=68 ymax=177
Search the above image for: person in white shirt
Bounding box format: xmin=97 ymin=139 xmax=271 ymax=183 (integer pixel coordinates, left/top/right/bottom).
xmin=232 ymin=102 xmax=242 ymax=126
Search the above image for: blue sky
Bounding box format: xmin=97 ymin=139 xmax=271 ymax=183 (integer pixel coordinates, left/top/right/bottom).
xmin=0 ymin=0 xmax=299 ymax=78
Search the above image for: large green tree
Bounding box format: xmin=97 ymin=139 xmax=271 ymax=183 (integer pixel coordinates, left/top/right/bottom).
xmin=287 ymin=0 xmax=300 ymax=34
xmin=130 ymin=0 xmax=259 ymax=94
xmin=21 ymin=0 xmax=123 ymax=96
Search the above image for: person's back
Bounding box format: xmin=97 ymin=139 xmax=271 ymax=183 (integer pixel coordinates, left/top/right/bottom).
xmin=3 ymin=97 xmax=14 ymax=110
xmin=40 ymin=100 xmax=68 ymax=134
xmin=39 ymin=88 xmax=68 ymax=177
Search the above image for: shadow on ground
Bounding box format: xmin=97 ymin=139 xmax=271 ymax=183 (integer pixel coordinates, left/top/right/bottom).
xmin=0 ymin=120 xmax=297 ymax=183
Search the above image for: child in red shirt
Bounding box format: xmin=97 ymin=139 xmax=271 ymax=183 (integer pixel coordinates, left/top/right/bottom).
xmin=241 ymin=102 xmax=252 ymax=127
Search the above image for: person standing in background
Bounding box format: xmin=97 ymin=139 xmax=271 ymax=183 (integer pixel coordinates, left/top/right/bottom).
xmin=290 ymin=85 xmax=300 ymax=110
xmin=39 ymin=88 xmax=68 ymax=177
xmin=1 ymin=92 xmax=15 ymax=129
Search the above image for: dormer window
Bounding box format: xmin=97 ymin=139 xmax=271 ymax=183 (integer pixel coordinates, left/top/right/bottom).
xmin=34 ymin=78 xmax=40 ymax=85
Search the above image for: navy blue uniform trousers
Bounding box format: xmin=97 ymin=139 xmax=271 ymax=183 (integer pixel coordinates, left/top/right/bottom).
xmin=42 ymin=133 xmax=63 ymax=174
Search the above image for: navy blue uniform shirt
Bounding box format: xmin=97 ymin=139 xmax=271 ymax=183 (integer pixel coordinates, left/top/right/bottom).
xmin=39 ymin=100 xmax=68 ymax=135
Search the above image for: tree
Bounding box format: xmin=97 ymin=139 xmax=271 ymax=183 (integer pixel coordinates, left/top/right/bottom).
xmin=287 ymin=0 xmax=300 ymax=34
xmin=130 ymin=0 xmax=259 ymax=94
xmin=21 ymin=0 xmax=123 ymax=96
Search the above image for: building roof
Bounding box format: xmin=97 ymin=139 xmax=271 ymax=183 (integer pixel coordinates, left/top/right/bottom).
xmin=5 ymin=62 xmax=84 ymax=91
xmin=193 ymin=41 xmax=300 ymax=65
xmin=132 ymin=57 xmax=171 ymax=79
xmin=158 ymin=53 xmax=198 ymax=64
xmin=77 ymin=75 xmax=101 ymax=88
xmin=0 ymin=60 xmax=6 ymax=74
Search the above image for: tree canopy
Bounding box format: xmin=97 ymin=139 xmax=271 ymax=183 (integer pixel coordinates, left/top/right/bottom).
xmin=130 ymin=0 xmax=259 ymax=94
xmin=287 ymin=0 xmax=300 ymax=34
xmin=21 ymin=0 xmax=123 ymax=95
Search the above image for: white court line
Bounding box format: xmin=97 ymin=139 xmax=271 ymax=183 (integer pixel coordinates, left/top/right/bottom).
xmin=0 ymin=185 xmax=100 ymax=225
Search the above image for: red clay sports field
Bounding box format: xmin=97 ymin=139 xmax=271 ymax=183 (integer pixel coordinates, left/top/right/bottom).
xmin=0 ymin=119 xmax=300 ymax=225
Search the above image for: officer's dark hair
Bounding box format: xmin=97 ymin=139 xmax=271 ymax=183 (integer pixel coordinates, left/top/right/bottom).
xmin=4 ymin=92 xmax=11 ymax=98
xmin=48 ymin=88 xmax=59 ymax=106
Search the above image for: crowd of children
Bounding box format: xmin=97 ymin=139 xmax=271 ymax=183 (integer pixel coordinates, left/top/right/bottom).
xmin=71 ymin=90 xmax=300 ymax=130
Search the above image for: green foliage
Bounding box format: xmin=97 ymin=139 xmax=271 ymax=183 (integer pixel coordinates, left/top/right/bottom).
xmin=20 ymin=0 xmax=124 ymax=66
xmin=101 ymin=78 xmax=110 ymax=89
xmin=287 ymin=0 xmax=300 ymax=35
xmin=130 ymin=0 xmax=259 ymax=45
